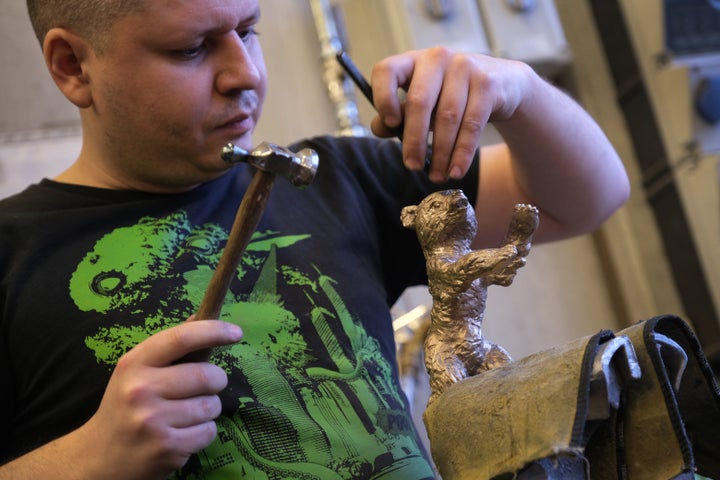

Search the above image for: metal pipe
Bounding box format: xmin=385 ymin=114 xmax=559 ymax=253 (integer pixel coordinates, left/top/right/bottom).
xmin=308 ymin=0 xmax=369 ymax=137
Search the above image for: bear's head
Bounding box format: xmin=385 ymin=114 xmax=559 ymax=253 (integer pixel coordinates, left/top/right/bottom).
xmin=401 ymin=189 xmax=477 ymax=251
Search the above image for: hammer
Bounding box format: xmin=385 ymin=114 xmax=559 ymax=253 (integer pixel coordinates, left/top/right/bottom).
xmin=184 ymin=141 xmax=318 ymax=360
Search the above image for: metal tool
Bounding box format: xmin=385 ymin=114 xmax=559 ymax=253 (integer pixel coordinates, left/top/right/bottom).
xmin=336 ymin=50 xmax=432 ymax=172
xmin=184 ymin=141 xmax=318 ymax=361
xmin=220 ymin=142 xmax=318 ymax=189
xmin=309 ymin=0 xmax=370 ymax=137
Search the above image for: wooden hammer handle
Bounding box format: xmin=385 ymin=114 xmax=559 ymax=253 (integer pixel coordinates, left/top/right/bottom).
xmin=196 ymin=168 xmax=277 ymax=320
xmin=180 ymin=169 xmax=275 ymax=363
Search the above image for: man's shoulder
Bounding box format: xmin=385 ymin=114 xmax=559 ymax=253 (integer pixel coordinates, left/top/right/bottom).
xmin=0 ymin=179 xmax=162 ymax=215
xmin=0 ymin=182 xmax=49 ymax=213
xmin=289 ymin=134 xmax=404 ymax=179
xmin=291 ymin=134 xmax=400 ymax=158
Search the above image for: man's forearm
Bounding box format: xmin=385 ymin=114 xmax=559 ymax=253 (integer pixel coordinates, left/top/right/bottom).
xmin=495 ymin=72 xmax=629 ymax=237
xmin=0 ymin=429 xmax=105 ymax=480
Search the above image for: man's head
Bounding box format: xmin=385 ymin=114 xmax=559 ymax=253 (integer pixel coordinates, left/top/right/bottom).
xmin=33 ymin=0 xmax=268 ymax=193
xmin=27 ymin=0 xmax=147 ymax=53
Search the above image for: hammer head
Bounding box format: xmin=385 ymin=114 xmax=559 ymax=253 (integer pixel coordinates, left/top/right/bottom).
xmin=221 ymin=141 xmax=319 ymax=188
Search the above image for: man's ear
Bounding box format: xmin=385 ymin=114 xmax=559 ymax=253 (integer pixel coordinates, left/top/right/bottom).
xmin=43 ymin=28 xmax=94 ymax=108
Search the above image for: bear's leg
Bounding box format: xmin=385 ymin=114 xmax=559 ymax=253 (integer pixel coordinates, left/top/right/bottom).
xmin=425 ymin=336 xmax=467 ymax=403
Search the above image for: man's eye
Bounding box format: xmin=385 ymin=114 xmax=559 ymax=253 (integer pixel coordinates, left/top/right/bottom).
xmin=176 ymin=43 xmax=206 ymax=59
xmin=238 ymin=27 xmax=259 ymax=42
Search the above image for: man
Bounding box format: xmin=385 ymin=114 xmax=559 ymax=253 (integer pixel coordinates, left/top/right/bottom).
xmin=0 ymin=0 xmax=630 ymax=478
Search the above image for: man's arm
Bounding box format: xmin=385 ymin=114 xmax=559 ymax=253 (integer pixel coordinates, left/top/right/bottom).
xmin=0 ymin=320 xmax=243 ymax=480
xmin=475 ymin=73 xmax=629 ymax=245
xmin=368 ymin=47 xmax=630 ymax=246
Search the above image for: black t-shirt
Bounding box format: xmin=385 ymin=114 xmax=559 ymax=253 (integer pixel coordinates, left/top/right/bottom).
xmin=0 ymin=135 xmax=477 ymax=479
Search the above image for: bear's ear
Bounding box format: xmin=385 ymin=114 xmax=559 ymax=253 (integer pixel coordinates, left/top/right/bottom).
xmin=400 ymin=205 xmax=418 ymax=230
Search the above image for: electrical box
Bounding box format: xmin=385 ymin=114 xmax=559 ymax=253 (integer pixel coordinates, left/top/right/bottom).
xmin=664 ymin=0 xmax=720 ymax=66
xmin=339 ymin=0 xmax=571 ymax=76
xmin=337 ymin=0 xmax=493 ymax=129
xmin=338 ymin=0 xmax=491 ymax=57
xmin=661 ymin=0 xmax=720 ymax=154
xmin=476 ymin=0 xmax=571 ymax=76
xmin=380 ymin=0 xmax=491 ymax=54
xmin=338 ymin=0 xmax=573 ymax=129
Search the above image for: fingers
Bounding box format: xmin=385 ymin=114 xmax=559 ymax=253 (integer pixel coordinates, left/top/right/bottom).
xmin=151 ymin=421 xmax=220 ymax=471
xmin=157 ymin=363 xmax=230 ymax=399
xmin=430 ymin=56 xmax=487 ymax=182
xmin=126 ymin=319 xmax=243 ymax=367
xmin=115 ymin=320 xmax=236 ymax=405
xmin=109 ymin=353 xmax=229 ymax=430
xmin=370 ymin=53 xmax=412 ymax=129
xmin=173 ymin=421 xmax=220 ymax=454
xmin=136 ymin=418 xmax=220 ymax=475
xmin=395 ymin=51 xmax=445 ymax=175
xmin=81 ymin=320 xmax=241 ymax=476
xmin=154 ymin=395 xmax=224 ymax=429
xmin=371 ymin=47 xmax=506 ymax=183
xmin=372 ymin=49 xmax=443 ymax=174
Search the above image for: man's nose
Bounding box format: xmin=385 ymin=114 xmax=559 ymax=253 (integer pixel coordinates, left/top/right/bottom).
xmin=215 ymin=32 xmax=262 ymax=94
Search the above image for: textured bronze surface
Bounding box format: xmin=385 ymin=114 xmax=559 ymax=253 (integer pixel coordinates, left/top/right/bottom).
xmin=401 ymin=189 xmax=539 ymax=404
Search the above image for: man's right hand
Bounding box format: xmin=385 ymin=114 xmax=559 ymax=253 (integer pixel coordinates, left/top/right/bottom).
xmin=0 ymin=319 xmax=243 ymax=480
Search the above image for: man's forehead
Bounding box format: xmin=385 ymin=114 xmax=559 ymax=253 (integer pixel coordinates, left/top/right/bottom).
xmin=149 ymin=0 xmax=260 ymax=15
xmin=127 ymin=0 xmax=261 ymax=35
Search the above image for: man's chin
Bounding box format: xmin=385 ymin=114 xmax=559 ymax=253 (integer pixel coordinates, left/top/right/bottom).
xmin=228 ymin=134 xmax=254 ymax=152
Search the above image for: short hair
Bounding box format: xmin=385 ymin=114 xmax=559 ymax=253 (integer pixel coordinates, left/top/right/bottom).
xmin=26 ymin=0 xmax=146 ymax=52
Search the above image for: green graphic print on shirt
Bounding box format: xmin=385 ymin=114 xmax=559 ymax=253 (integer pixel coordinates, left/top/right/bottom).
xmin=67 ymin=211 xmax=433 ymax=479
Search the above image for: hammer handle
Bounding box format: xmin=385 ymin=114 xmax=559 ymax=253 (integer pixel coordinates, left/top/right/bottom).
xmin=179 ymin=169 xmax=276 ymax=363
xmin=196 ymin=168 xmax=277 ymax=321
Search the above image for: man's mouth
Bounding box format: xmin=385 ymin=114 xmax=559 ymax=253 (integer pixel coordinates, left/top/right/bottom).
xmin=215 ymin=112 xmax=254 ymax=136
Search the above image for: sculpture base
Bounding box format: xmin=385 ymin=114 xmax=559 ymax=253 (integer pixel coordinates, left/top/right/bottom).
xmin=423 ymin=315 xmax=720 ymax=480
